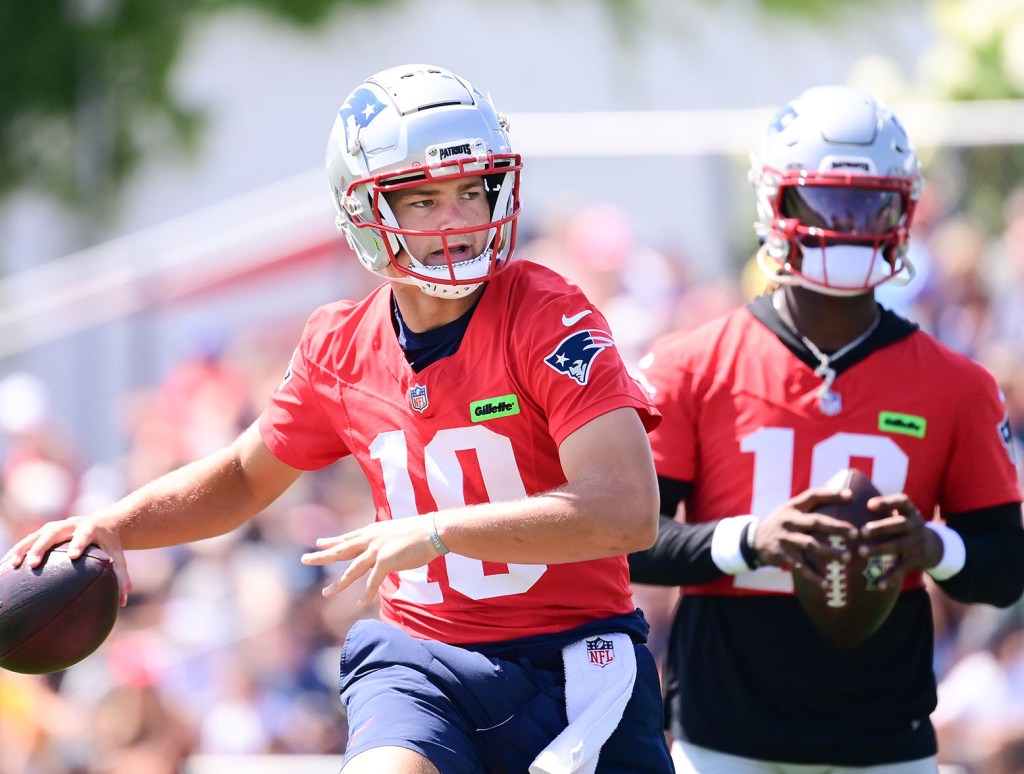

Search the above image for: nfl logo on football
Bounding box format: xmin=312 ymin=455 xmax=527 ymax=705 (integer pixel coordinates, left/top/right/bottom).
xmin=409 ymin=385 xmax=429 ymax=413
xmin=586 ymin=636 xmax=616 ymax=667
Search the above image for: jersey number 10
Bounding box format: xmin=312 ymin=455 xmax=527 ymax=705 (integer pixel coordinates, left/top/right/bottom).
xmin=370 ymin=426 xmax=547 ymax=604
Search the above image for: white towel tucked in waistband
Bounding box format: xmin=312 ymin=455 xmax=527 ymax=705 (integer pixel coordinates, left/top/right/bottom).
xmin=529 ymin=632 xmax=637 ymax=774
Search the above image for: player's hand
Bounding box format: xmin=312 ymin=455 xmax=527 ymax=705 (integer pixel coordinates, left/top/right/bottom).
xmin=754 ymin=485 xmax=859 ymax=588
xmin=858 ymin=493 xmax=943 ymax=587
xmin=1 ymin=516 xmax=133 ymax=607
xmin=301 ymin=515 xmax=441 ymax=607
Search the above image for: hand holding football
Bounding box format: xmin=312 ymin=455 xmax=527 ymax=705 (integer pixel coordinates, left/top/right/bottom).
xmin=0 ymin=542 xmax=120 ymax=674
xmin=792 ymin=469 xmax=903 ymax=649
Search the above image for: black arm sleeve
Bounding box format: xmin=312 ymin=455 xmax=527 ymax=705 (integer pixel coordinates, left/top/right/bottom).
xmin=937 ymin=502 xmax=1024 ymax=607
xmin=628 ymin=476 xmax=726 ymax=586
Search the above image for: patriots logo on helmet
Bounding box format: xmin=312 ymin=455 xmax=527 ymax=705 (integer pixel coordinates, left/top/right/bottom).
xmin=545 ymin=329 xmax=614 ymax=386
xmin=340 ymin=87 xmax=386 ymax=145
xmin=767 ymin=104 xmax=798 ymax=136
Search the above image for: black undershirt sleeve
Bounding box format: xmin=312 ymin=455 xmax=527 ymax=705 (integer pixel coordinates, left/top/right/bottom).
xmin=628 ymin=480 xmax=1024 ymax=607
xmin=628 ymin=476 xmax=726 ymax=587
xmin=937 ymin=502 xmax=1024 ymax=607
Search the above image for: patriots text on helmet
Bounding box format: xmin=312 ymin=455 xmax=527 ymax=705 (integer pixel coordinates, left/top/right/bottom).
xmin=439 ymin=143 xmax=472 ymax=160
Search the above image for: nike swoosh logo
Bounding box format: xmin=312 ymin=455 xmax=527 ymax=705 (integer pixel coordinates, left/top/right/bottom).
xmin=561 ymin=309 xmax=592 ymax=326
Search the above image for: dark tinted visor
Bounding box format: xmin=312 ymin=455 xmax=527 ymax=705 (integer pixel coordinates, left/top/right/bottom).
xmin=780 ymin=185 xmax=905 ymax=234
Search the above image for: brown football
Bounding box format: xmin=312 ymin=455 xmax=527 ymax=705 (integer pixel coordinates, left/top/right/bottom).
xmin=792 ymin=469 xmax=902 ymax=649
xmin=0 ymin=542 xmax=119 ymax=674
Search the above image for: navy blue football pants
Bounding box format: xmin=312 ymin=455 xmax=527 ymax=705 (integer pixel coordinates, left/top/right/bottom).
xmin=338 ymin=615 xmax=674 ymax=773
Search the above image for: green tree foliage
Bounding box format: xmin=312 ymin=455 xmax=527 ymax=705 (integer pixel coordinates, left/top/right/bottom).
xmin=0 ymin=0 xmax=395 ymax=217
xmin=918 ymin=0 xmax=1024 ymax=232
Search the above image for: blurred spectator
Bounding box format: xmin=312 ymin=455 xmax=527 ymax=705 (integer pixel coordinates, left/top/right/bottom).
xmin=123 ymin=320 xmax=250 ymax=488
xmin=924 ymin=214 xmax=994 ymax=358
xmin=933 ymin=605 xmax=1024 ymax=772
xmin=0 ymin=372 xmax=81 ymax=543
xmin=518 ymin=203 xmax=682 ymax=367
xmin=988 ymin=187 xmax=1024 ymax=360
xmin=90 ymin=680 xmax=195 ymax=774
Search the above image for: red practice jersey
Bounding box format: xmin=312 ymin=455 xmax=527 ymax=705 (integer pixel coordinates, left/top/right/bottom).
xmin=639 ymin=301 xmax=1021 ymax=599
xmin=260 ymin=260 xmax=658 ymax=643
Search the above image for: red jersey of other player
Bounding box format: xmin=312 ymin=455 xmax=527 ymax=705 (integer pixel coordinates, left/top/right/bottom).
xmin=641 ymin=302 xmax=1020 ymax=601
xmin=630 ymin=85 xmax=1024 ymax=772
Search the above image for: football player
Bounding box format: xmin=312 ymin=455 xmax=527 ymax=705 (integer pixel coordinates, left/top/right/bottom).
xmin=629 ymin=85 xmax=1024 ymax=772
xmin=3 ymin=65 xmax=673 ymax=773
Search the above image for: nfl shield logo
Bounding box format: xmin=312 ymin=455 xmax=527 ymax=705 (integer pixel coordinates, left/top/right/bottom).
xmin=586 ymin=636 xmax=615 ymax=668
xmin=818 ymin=388 xmax=842 ymax=416
xmin=409 ymin=384 xmax=429 ymax=413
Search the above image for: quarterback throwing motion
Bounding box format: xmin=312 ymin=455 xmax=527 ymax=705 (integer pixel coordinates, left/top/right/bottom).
xmin=4 ymin=65 xmax=672 ymax=773
xmin=630 ymin=85 xmax=1024 ymax=772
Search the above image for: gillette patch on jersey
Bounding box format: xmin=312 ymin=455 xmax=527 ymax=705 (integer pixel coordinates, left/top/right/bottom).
xmin=878 ymin=411 xmax=927 ymax=439
xmin=470 ymin=394 xmax=520 ymax=423
xmin=545 ymin=329 xmax=615 ymax=386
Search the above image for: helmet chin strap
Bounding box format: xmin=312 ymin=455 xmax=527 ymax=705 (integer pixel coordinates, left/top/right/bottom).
xmin=405 ymin=248 xmax=494 ymax=299
xmin=418 ymin=281 xmax=482 ymax=299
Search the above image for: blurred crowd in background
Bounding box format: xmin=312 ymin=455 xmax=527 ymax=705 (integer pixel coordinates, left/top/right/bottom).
xmin=2 ymin=192 xmax=1024 ymax=774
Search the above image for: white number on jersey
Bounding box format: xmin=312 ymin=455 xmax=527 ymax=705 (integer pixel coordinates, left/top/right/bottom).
xmin=369 ymin=426 xmax=547 ymax=603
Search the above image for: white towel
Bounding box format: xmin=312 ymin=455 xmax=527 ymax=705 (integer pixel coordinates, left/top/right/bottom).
xmin=529 ymin=632 xmax=637 ymax=774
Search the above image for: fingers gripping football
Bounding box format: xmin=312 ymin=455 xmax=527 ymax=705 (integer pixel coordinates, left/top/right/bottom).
xmin=860 ymin=493 xmax=944 ymax=581
xmin=2 ymin=516 xmax=132 ymax=607
xmin=753 ymin=483 xmax=858 ymax=583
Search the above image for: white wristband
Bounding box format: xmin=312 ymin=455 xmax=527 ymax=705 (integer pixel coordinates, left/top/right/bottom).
xmin=925 ymin=522 xmax=966 ymax=581
xmin=427 ymin=513 xmax=450 ymax=557
xmin=711 ymin=515 xmax=759 ymax=575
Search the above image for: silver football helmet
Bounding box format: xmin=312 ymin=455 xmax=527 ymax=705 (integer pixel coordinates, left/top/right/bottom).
xmin=325 ymin=64 xmax=522 ymax=298
xmin=750 ymin=85 xmax=924 ymax=296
